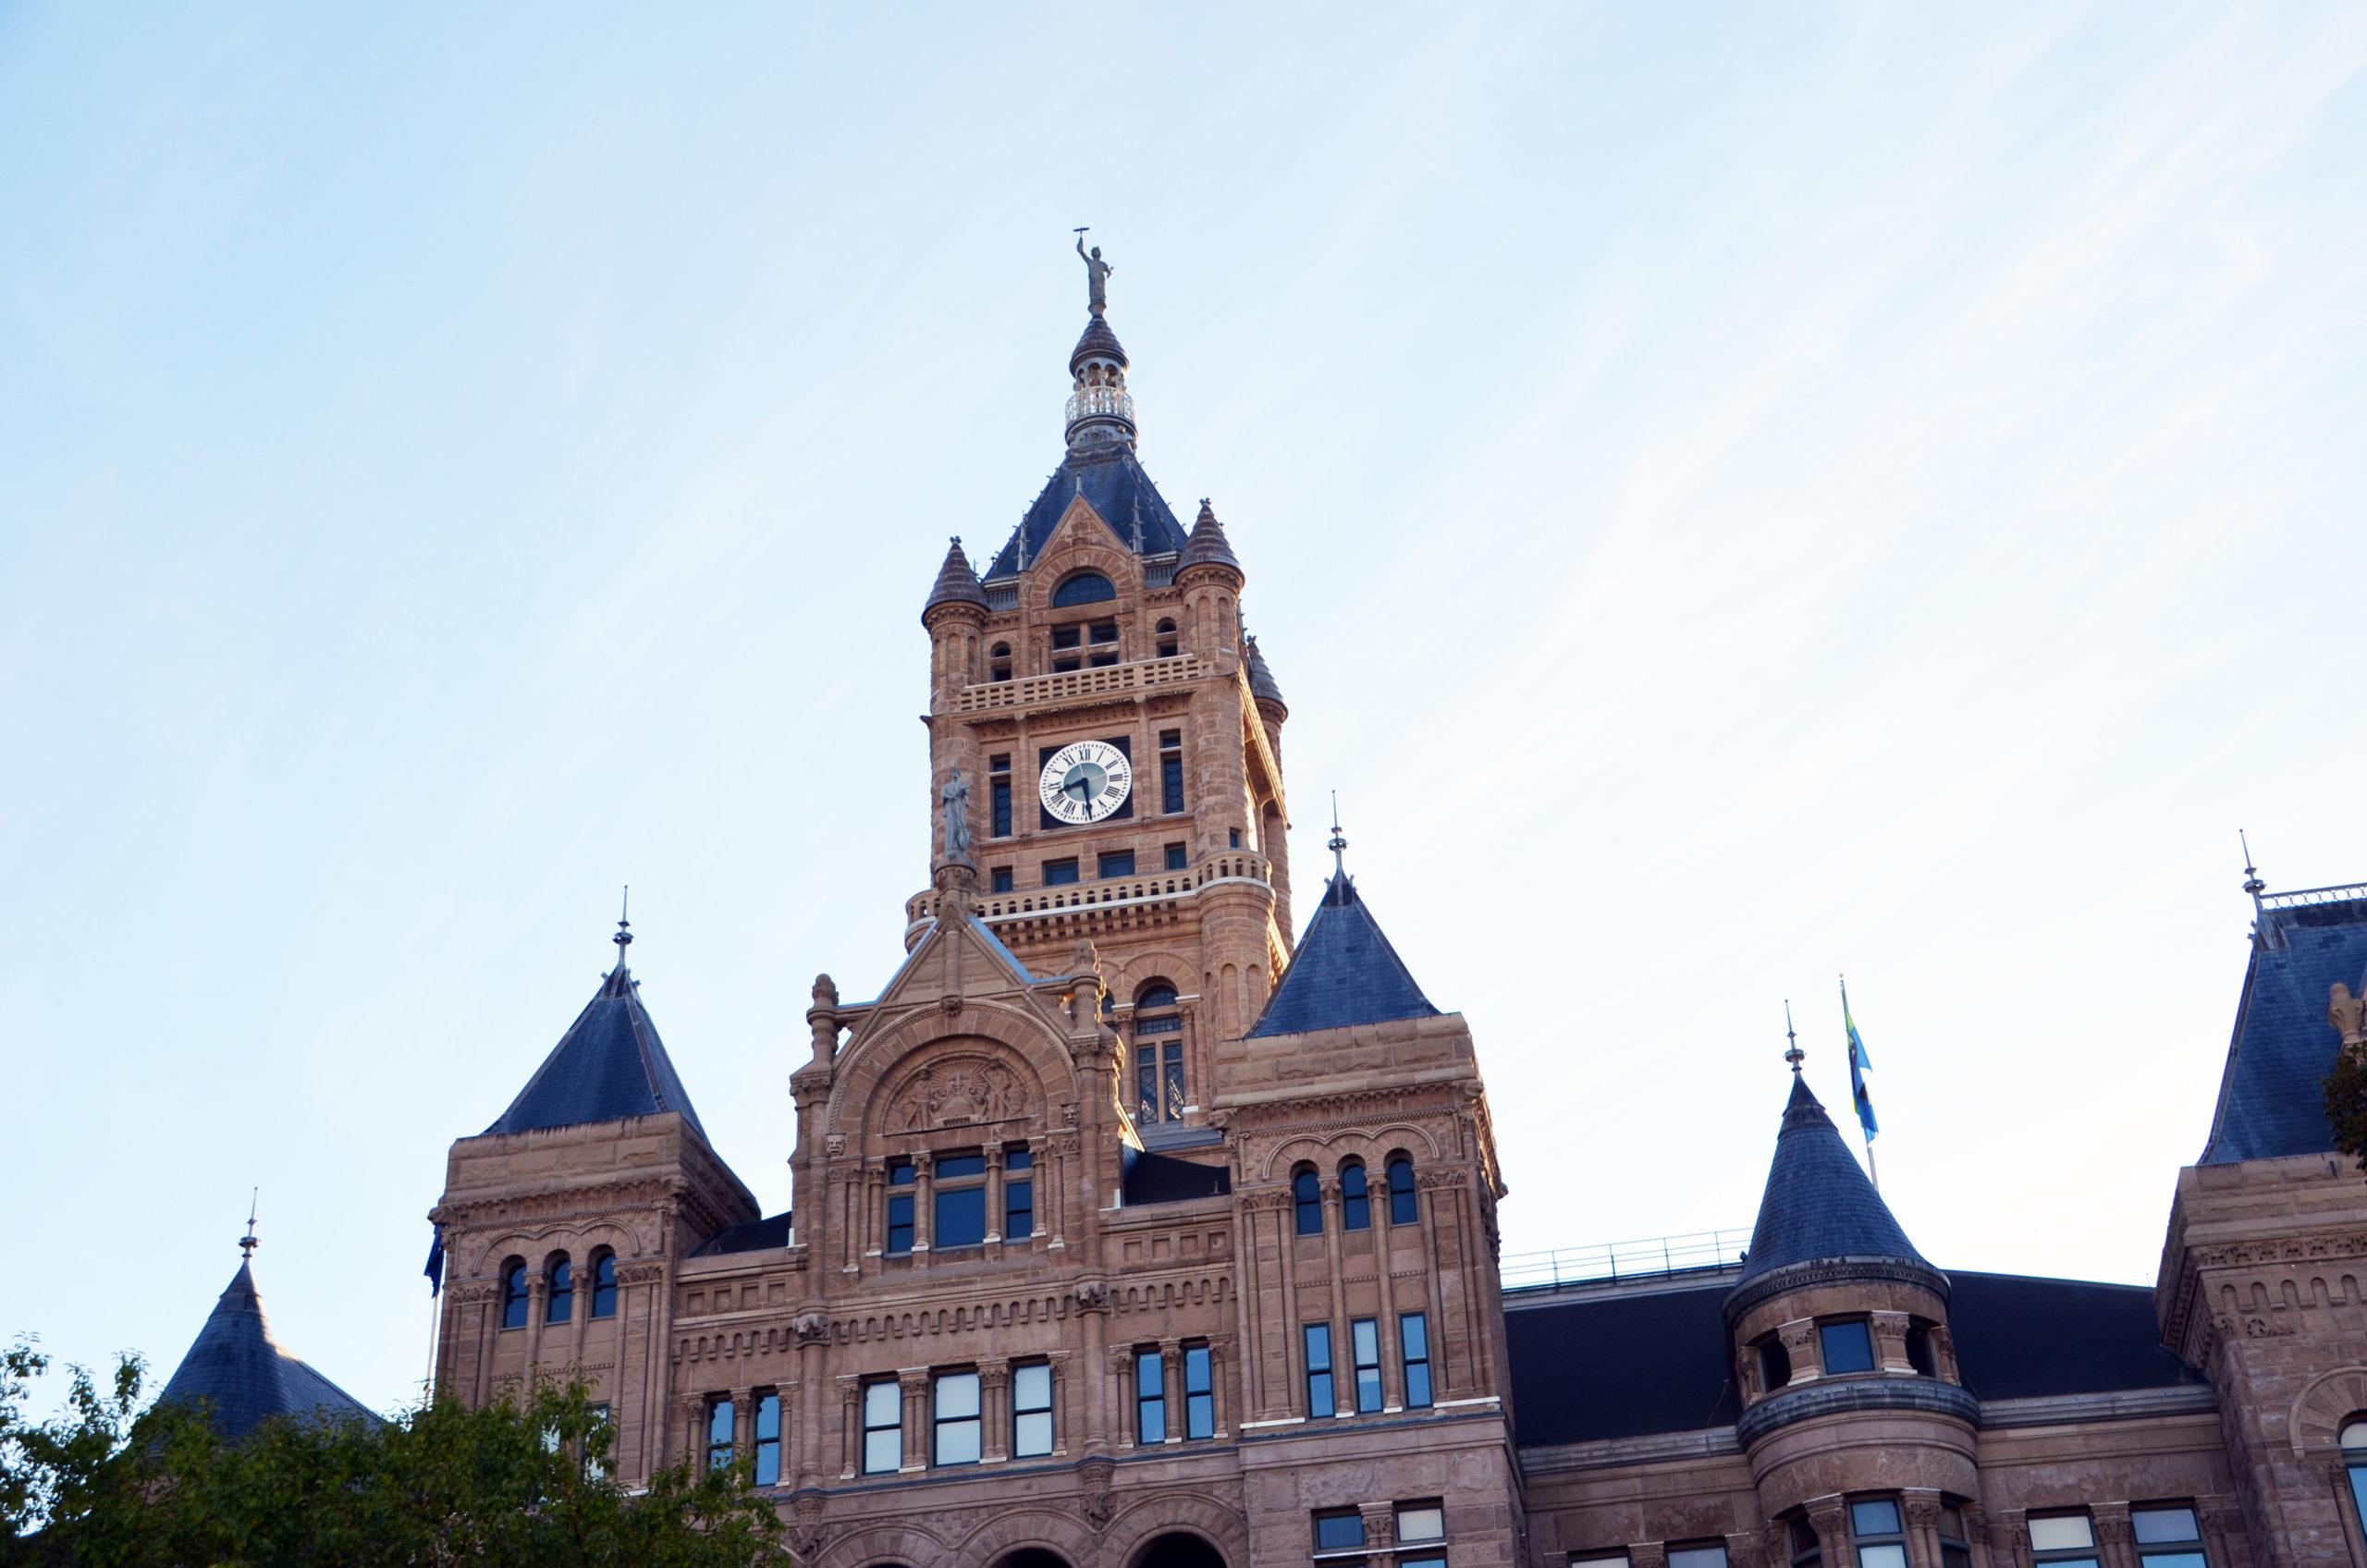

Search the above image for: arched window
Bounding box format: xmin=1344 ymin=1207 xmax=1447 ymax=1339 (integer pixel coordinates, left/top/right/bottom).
xmin=1051 ymin=571 xmax=1116 ymax=607
xmin=546 ymin=1256 xmax=573 ymax=1324
xmin=1155 ymin=618 xmax=1179 ymax=658
xmin=989 ymin=643 xmax=1012 ymax=682
xmin=590 ymin=1251 xmax=618 ymax=1318
xmin=1293 ymin=1167 xmax=1322 ymax=1236
xmin=1339 ymin=1160 xmax=1370 ymax=1230
xmin=500 ymin=1260 xmax=529 ymax=1329
xmin=1133 ymin=981 xmax=1185 ymax=1125
xmin=1386 ymin=1155 xmax=1417 ymax=1225
xmin=2345 ymin=1418 xmax=2367 ymax=1525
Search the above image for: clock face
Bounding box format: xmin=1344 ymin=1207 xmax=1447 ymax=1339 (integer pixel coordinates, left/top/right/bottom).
xmin=1038 ymin=740 xmax=1134 ymax=826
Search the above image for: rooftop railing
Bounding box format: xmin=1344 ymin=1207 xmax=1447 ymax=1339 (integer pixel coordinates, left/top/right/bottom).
xmin=1499 ymin=1229 xmax=1751 ymax=1292
xmin=2262 ymin=882 xmax=2367 ymax=910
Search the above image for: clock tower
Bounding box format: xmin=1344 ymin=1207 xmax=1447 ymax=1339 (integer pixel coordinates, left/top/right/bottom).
xmin=914 ymin=275 xmax=1293 ymax=1138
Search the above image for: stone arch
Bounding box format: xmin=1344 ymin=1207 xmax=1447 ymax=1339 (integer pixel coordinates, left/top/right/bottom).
xmin=2289 ymin=1364 xmax=2367 ymax=1456
xmin=1109 ymin=1491 xmax=1248 ymax=1568
xmin=957 ymin=1507 xmax=1095 ymax=1566
xmin=1257 ymin=1121 xmax=1448 ymax=1182
xmin=826 ymin=998 xmax=1073 ymax=1138
xmin=465 ymin=1218 xmax=641 ymax=1279
xmin=865 ymin=1039 xmax=1044 ymax=1144
xmin=815 ymin=1520 xmax=953 ymax=1568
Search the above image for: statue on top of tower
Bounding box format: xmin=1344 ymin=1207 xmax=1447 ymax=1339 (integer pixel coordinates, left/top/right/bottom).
xmin=1075 ymin=231 xmax=1113 ymax=316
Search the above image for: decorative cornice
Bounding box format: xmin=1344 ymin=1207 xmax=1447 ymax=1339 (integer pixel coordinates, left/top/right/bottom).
xmin=1723 ymin=1256 xmax=1951 ymax=1325
xmin=1735 ymin=1375 xmax=1980 ymax=1448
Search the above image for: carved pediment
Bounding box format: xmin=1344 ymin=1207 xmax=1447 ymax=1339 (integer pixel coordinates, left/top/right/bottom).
xmin=889 ymin=1053 xmax=1030 ymax=1133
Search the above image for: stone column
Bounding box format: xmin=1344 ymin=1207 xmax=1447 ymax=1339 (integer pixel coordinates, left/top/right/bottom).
xmin=524 ymin=1277 xmax=548 ymax=1381
xmin=1809 ymin=1501 xmax=1851 ymax=1568
xmin=1992 ymin=1513 xmax=2031 ymax=1568
xmin=836 ymin=1376 xmax=862 ymax=1480
xmin=1906 ymin=1494 xmax=1946 ymax=1568
xmin=1633 ymin=1544 xmax=1670 ymax=1568
xmin=2091 ymin=1508 xmax=2136 ymax=1568
xmin=1159 ymin=1341 xmax=1182 ymax=1443
xmin=1872 ymin=1311 xmax=1914 ymax=1373
xmin=1960 ymin=1505 xmax=1994 ymax=1568
xmin=979 ymin=1360 xmax=1010 ymax=1463
xmin=2197 ymin=1504 xmax=2242 ymax=1568
xmin=1320 ymin=1179 xmax=1350 ymax=1415
xmin=984 ymin=1146 xmax=1006 ymax=1245
xmin=1780 ymin=1318 xmax=1821 ymax=1382
xmin=1111 ymin=1345 xmax=1141 ymax=1450
xmin=898 ymin=1369 xmax=929 ymax=1473
xmin=1076 ymin=1282 xmax=1111 ymax=1455
xmin=912 ymin=1153 xmax=935 ymax=1256
xmin=1357 ymin=1501 xmax=1397 ymax=1558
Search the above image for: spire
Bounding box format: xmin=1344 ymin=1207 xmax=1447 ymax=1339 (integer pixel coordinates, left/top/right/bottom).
xmin=484 ymin=910 xmax=712 ymax=1139
xmin=1784 ymin=1000 xmax=1803 ymax=1073
xmin=1245 ymin=633 xmax=1286 ymax=711
xmin=1178 ymin=498 xmax=1242 ymax=578
xmin=2240 ymin=829 xmax=2266 ymax=919
xmin=1328 ymin=792 xmax=1348 ymax=881
xmin=923 ymin=535 xmax=988 ymax=619
xmin=1728 ymin=1069 xmax=1940 ymax=1313
xmin=156 ymin=1243 xmax=378 ymax=1440
xmin=604 ymin=887 xmax=633 ymax=999
xmin=1065 ymin=235 xmax=1135 ymax=451
xmin=239 ymin=1188 xmax=259 ymax=1261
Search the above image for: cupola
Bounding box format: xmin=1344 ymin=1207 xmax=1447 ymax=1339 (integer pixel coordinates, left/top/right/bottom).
xmin=1065 ymin=311 xmax=1135 ymax=451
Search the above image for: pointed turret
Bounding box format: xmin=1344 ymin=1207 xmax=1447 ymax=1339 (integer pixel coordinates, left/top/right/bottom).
xmin=1245 ymin=632 xmax=1286 ymax=712
xmin=1732 ymin=1071 xmax=1934 ymax=1300
xmin=156 ymin=1249 xmax=377 ymax=1440
xmin=1177 ymin=498 xmax=1243 ymax=581
xmin=1248 ymin=870 xmax=1439 ymax=1037
xmin=922 ymin=535 xmax=987 ymax=620
xmin=484 ymin=918 xmax=710 ymax=1139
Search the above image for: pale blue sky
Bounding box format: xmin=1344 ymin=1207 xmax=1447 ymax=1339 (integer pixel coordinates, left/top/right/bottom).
xmin=4 ymin=4 xmax=2363 ymax=1415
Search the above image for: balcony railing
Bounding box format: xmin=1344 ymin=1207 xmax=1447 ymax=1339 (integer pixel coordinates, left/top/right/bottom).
xmin=1064 ymin=386 xmax=1135 ymax=426
xmin=905 ymin=852 xmax=1271 ymax=933
xmin=953 ymin=653 xmax=1208 ymax=714
xmin=1499 ymin=1229 xmax=1751 ymax=1292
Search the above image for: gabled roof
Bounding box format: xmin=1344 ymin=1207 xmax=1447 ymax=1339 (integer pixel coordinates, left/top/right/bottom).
xmin=484 ymin=960 xmax=708 ymax=1140
xmin=1247 ymin=874 xmax=1440 ymax=1038
xmin=985 ymin=445 xmax=1188 ymax=578
xmin=1732 ymin=1072 xmax=1929 ymax=1291
xmin=2201 ymin=890 xmax=2367 ymax=1164
xmin=156 ymin=1257 xmax=379 ymax=1440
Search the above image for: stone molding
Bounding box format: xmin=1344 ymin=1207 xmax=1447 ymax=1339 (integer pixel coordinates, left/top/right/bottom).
xmin=1723 ymin=1256 xmax=1953 ymax=1325
xmin=1735 ymin=1374 xmax=1981 ymax=1448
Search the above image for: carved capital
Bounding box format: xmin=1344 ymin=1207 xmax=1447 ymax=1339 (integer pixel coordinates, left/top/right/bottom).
xmin=1078 ymin=1456 xmax=1116 ymax=1528
xmin=1238 ymin=1188 xmax=1292 ymax=1213
xmin=1631 ymin=1546 xmax=1669 ymax=1568
xmin=2092 ymin=1513 xmax=2134 ymax=1547
xmin=2332 ymin=981 xmax=2367 ymax=1046
xmin=1416 ymin=1168 xmax=1463 ymax=1191
xmin=897 ymin=1369 xmax=930 ymax=1396
xmin=978 ymin=1362 xmax=1011 ymax=1391
xmin=788 ymin=1493 xmax=828 ymax=1559
xmin=1905 ymin=1499 xmax=1945 ymax=1531
xmin=617 ymin=1261 xmax=667 ymax=1285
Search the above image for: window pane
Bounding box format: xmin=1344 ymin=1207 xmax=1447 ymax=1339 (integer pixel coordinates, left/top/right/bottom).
xmin=1294 ymin=1170 xmax=1322 ymax=1235
xmin=756 ymin=1394 xmax=780 ymax=1439
xmin=864 ymin=1427 xmax=900 ymax=1473
xmin=1668 ymin=1550 xmax=1731 ymax=1568
xmin=1014 ymin=1362 xmax=1051 ymax=1410
xmin=865 ymin=1380 xmax=899 ymax=1427
xmin=1341 ymin=1162 xmax=1370 ymax=1230
xmin=1315 ymin=1512 xmax=1367 ymax=1550
xmin=2132 ymin=1510 xmax=2199 ymax=1546
xmin=886 ymin=1193 xmax=914 ymax=1254
xmin=1043 ymin=859 xmax=1078 ymax=886
xmin=1005 ymin=1179 xmax=1033 ymax=1236
xmin=1389 ymin=1158 xmax=1417 ymax=1224
xmin=2344 ymin=1419 xmax=2367 ymax=1450
xmin=1819 ymin=1319 xmax=1876 ymax=1374
xmin=935 ymin=1185 xmax=987 ymax=1248
xmin=937 ymin=1418 xmax=980 ymax=1465
xmin=935 ymin=1372 xmax=979 ymax=1419
xmin=1403 ymin=1559 xmax=1446 ymax=1568
xmin=1186 ymin=1390 xmax=1213 ymax=1440
xmin=1401 ymin=1312 xmax=1429 ymax=1360
xmin=708 ymin=1399 xmax=734 ymax=1445
xmin=1166 ymin=841 xmax=1188 ymax=870
xmin=2353 ymin=1466 xmax=2367 ymax=1525
xmin=937 ymin=1153 xmax=985 ymax=1180
xmin=2139 ymin=1555 xmax=2204 ymax=1568
xmin=1397 ymin=1505 xmax=1444 ymax=1542
xmin=2030 ymin=1517 xmax=2097 ymax=1551
xmin=1858 ymin=1547 xmax=1907 ymax=1568
xmin=1571 ymin=1558 xmax=1633 ymax=1568
xmin=1099 ymin=851 xmax=1134 ymax=878
xmin=1405 ymin=1360 xmax=1432 ymax=1407
xmin=1943 ymin=1549 xmax=1973 ymax=1568
xmin=1015 ymin=1409 xmax=1053 ymax=1456
xmin=1852 ymin=1501 xmax=1902 ymax=1537
xmin=1163 ymin=1044 xmax=1185 ymax=1120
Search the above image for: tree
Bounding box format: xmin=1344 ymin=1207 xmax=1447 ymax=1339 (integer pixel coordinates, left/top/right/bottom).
xmin=2 ymin=1337 xmax=784 ymax=1566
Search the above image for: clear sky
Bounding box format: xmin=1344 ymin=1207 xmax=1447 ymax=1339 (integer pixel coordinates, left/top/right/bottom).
xmin=4 ymin=4 xmax=2363 ymax=1417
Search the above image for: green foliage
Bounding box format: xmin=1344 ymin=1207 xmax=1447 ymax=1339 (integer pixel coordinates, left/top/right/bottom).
xmin=2324 ymin=1042 xmax=2367 ymax=1174
xmin=2 ymin=1337 xmax=783 ymax=1567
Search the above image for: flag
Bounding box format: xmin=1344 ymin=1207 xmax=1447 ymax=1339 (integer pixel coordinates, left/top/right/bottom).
xmin=1843 ymin=979 xmax=1878 ymax=1141
xmin=424 ymin=1226 xmax=445 ymax=1296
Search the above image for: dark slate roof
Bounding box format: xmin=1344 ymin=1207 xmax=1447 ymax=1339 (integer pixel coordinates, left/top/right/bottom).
xmin=484 ymin=962 xmax=709 ymax=1140
xmin=984 ymin=445 xmax=1187 ymax=578
xmin=923 ymin=537 xmax=987 ymax=617
xmin=1176 ymin=499 xmax=1241 ymax=575
xmin=156 ymin=1258 xmax=379 ymax=1441
xmin=1945 ymin=1271 xmax=2204 ymax=1401
xmin=1070 ymin=312 xmax=1128 ymax=373
xmin=690 ymin=1210 xmax=793 ymax=1257
xmin=1245 ymin=635 xmax=1284 ymax=708
xmin=1503 ymin=1263 xmax=2203 ymax=1447
xmin=1505 ymin=1278 xmax=1743 ymax=1446
xmin=1247 ymin=874 xmax=1441 ymax=1038
xmin=2200 ymin=893 xmax=2367 ymax=1164
xmin=1733 ymin=1072 xmax=1928 ymax=1289
xmin=1122 ymin=1147 xmax=1233 ymax=1206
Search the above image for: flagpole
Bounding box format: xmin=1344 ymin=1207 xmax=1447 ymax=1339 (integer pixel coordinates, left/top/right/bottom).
xmin=1842 ymin=974 xmax=1880 ymax=1193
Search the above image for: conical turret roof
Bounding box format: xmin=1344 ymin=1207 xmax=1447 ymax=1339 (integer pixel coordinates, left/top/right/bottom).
xmin=1069 ymin=312 xmax=1129 ymax=374
xmin=1729 ymin=1072 xmax=1939 ymax=1314
xmin=1248 ymin=873 xmax=1439 ymax=1037
xmin=923 ymin=536 xmax=987 ymax=617
xmin=1245 ymin=634 xmax=1285 ymax=708
xmin=484 ymin=945 xmax=709 ymax=1140
xmin=156 ymin=1256 xmax=378 ymax=1440
xmin=1177 ymin=499 xmax=1242 ymax=576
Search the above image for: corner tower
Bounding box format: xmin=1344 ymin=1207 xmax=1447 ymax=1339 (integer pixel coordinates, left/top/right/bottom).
xmin=914 ymin=247 xmax=1293 ymax=1138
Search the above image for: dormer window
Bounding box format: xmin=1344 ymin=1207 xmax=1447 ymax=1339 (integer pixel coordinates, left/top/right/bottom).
xmin=1052 ymin=571 xmax=1116 ymax=607
xmin=1818 ymin=1317 xmax=1876 ymax=1374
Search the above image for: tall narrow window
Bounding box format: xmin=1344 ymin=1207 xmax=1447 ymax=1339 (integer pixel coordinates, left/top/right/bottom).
xmin=1818 ymin=1317 xmax=1876 ymax=1374
xmin=1012 ymin=1362 xmax=1053 ymax=1458
xmin=1293 ymin=1168 xmax=1322 ymax=1235
xmin=1351 ymin=1317 xmax=1382 ymax=1413
xmin=1134 ymin=983 xmax=1184 ymax=1124
xmin=885 ymin=1159 xmax=915 ymax=1255
xmin=1387 ymin=1156 xmax=1417 ymax=1225
xmin=1159 ymin=729 xmax=1184 ymax=813
xmin=933 ymin=1370 xmax=981 ymax=1465
xmin=500 ymin=1261 xmax=529 ymax=1329
xmin=589 ymin=1252 xmax=617 ymax=1318
xmin=1786 ymin=1515 xmax=1821 ymax=1568
xmin=988 ymin=755 xmax=1012 ymax=838
xmin=1851 ymin=1498 xmax=1908 ymax=1568
xmin=546 ymin=1256 xmax=572 ymax=1324
xmin=1400 ymin=1312 xmax=1432 ymax=1408
xmin=988 ymin=643 xmax=1012 ymax=682
xmin=1340 ymin=1162 xmax=1371 ymax=1231
xmin=2132 ymin=1506 xmax=2207 ymax=1568
xmin=1184 ymin=1343 xmax=1213 ymax=1439
xmin=2348 ymin=1421 xmax=2367 ymax=1544
xmin=753 ymin=1392 xmax=781 ymax=1487
xmin=705 ymin=1396 xmax=735 ymax=1475
xmin=862 ymin=1379 xmax=901 ymax=1474
xmin=1155 ymin=618 xmax=1179 ymax=657
xmin=1304 ymin=1323 xmax=1334 ymax=1417
xmin=934 ymin=1153 xmax=987 ymax=1249
xmin=1004 ymin=1145 xmax=1035 ymax=1238
xmin=1757 ymin=1333 xmax=1792 ymax=1393
xmin=2029 ymin=1513 xmax=2100 ymax=1568
xmin=585 ymin=1403 xmax=611 ymax=1481
xmin=1135 ymin=1349 xmax=1165 ymax=1444
xmin=1939 ymin=1507 xmax=1974 ymax=1568
xmin=1398 ymin=1503 xmax=1447 ymax=1568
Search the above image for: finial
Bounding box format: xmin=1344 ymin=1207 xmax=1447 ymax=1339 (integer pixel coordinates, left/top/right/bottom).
xmin=614 ymin=886 xmax=632 ymax=961
xmin=1784 ymin=1000 xmax=1803 ymax=1073
xmin=1328 ymin=791 xmax=1348 ymax=880
xmin=2240 ymin=829 xmax=2266 ymax=914
xmin=239 ymin=1187 xmax=259 ymax=1259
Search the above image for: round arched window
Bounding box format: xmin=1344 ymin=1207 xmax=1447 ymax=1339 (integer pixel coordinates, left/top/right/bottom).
xmin=500 ymin=1260 xmax=529 ymax=1329
xmin=1051 ymin=571 xmax=1116 ymax=607
xmin=2344 ymin=1416 xmax=2367 ymax=1450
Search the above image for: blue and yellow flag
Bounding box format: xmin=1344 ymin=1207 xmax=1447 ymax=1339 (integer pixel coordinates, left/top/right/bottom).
xmin=1842 ymin=979 xmax=1878 ymax=1141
